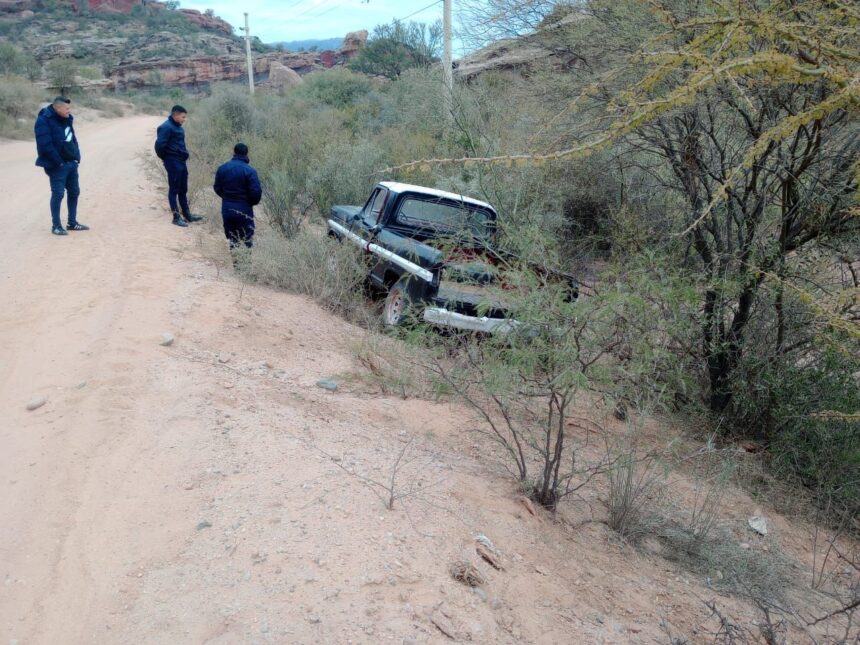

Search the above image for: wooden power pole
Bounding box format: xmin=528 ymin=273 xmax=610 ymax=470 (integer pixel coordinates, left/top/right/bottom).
xmin=443 ymin=0 xmax=453 ymax=118
xmin=242 ymin=12 xmax=255 ymax=95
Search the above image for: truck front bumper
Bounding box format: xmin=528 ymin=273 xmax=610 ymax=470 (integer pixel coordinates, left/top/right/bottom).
xmin=422 ymin=307 xmax=520 ymax=334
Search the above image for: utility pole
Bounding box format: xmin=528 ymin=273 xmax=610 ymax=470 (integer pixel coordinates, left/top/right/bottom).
xmin=442 ymin=0 xmax=453 ymax=119
xmin=242 ymin=12 xmax=255 ymax=95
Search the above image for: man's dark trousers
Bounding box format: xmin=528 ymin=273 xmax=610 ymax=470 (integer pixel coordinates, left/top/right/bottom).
xmin=164 ymin=158 xmax=191 ymax=217
xmin=222 ymin=201 xmax=255 ymax=248
xmin=45 ymin=161 xmax=80 ymax=230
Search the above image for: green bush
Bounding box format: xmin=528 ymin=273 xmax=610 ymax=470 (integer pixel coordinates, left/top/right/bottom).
xmin=306 ymin=139 xmax=388 ymax=216
xmin=0 ymin=75 xmax=44 ymax=139
xmin=0 ymin=43 xmax=39 ymax=80
xmin=291 ymin=68 xmax=374 ymax=110
xmin=731 ymin=349 xmax=860 ymax=520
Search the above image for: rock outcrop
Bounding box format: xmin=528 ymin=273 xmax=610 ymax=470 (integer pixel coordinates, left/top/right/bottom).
xmin=341 ymin=30 xmax=368 ymax=55
xmin=177 ymin=8 xmax=232 ymax=36
xmin=85 ymin=0 xmax=141 ymax=12
xmin=1 ymin=1 xmax=367 ymax=90
xmin=268 ymin=61 xmax=303 ymax=90
xmin=454 ymin=9 xmax=587 ymax=80
xmin=110 ymin=55 xmax=267 ymax=89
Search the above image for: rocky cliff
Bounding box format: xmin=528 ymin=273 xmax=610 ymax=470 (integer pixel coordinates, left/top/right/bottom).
xmin=0 ymin=0 xmax=368 ymax=91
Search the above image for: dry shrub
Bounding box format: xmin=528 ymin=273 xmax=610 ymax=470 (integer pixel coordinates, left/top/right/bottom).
xmin=604 ymin=427 xmax=668 ymax=543
xmin=0 ymin=74 xmax=44 ymax=139
xmin=351 ymin=333 xmax=449 ymax=400
xmin=246 ymin=227 xmax=371 ymax=323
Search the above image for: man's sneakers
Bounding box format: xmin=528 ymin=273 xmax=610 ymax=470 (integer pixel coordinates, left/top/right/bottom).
xmin=67 ymin=222 xmax=90 ymax=231
xmin=51 ymin=226 xmax=68 ymax=236
xmin=171 ymin=212 xmax=202 ymax=227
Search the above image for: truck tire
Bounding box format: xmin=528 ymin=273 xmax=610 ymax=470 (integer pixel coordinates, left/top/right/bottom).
xmin=383 ymin=276 xmax=415 ymax=327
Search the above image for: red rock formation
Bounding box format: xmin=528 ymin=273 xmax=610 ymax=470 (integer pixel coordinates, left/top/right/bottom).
xmin=178 ymin=8 xmax=232 ymax=36
xmin=341 ymin=30 xmax=368 ymax=55
xmin=109 ymin=54 xmax=276 ymax=89
xmin=319 ymin=50 xmax=336 ymax=69
xmin=106 ymin=31 xmax=368 ymax=89
xmin=67 ymin=0 xmax=231 ymax=34
xmin=86 ymin=0 xmax=140 ymax=12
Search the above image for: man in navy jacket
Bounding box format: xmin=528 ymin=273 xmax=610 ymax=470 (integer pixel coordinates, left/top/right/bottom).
xmin=154 ymin=105 xmax=202 ymax=227
xmin=213 ymin=143 xmax=262 ymax=253
xmin=34 ymin=96 xmax=89 ymax=236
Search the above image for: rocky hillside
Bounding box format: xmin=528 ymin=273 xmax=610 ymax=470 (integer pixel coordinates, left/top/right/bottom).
xmin=454 ymin=8 xmax=586 ymax=80
xmin=0 ymin=0 xmax=367 ymax=90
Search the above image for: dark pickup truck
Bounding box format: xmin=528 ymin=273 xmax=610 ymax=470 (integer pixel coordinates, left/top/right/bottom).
xmin=328 ymin=181 xmax=573 ymax=332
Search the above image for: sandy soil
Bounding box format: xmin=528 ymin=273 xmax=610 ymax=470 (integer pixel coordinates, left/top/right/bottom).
xmin=0 ymin=114 xmax=855 ymax=644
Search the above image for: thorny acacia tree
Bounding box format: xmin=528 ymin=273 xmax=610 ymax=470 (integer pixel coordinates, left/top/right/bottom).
xmin=394 ymin=0 xmax=859 ymax=418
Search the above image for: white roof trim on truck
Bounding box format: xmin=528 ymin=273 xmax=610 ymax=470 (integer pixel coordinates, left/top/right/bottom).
xmin=379 ymin=182 xmax=495 ymax=211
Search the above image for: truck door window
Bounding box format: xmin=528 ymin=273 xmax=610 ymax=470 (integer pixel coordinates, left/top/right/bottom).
xmin=365 ymin=188 xmax=388 ymax=226
xmin=396 ymin=197 xmax=491 ymax=237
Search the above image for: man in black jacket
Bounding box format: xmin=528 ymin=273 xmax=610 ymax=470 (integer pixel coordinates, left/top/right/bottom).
xmin=154 ymin=105 xmax=202 ymax=228
xmin=213 ymin=143 xmax=262 ymax=252
xmin=34 ymin=96 xmax=89 ymax=236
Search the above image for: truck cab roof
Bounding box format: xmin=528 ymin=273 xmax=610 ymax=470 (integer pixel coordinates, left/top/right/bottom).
xmin=378 ymin=181 xmax=496 ymax=214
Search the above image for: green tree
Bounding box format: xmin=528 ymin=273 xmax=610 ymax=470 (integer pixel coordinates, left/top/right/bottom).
xmin=47 ymin=58 xmax=80 ymax=93
xmin=400 ymin=0 xmax=860 ymax=419
xmin=0 ymin=43 xmax=39 ymax=79
xmin=350 ymin=19 xmax=442 ymax=79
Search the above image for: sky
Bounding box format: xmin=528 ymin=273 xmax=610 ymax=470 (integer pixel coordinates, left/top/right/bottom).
xmin=180 ymin=0 xmax=467 ymax=53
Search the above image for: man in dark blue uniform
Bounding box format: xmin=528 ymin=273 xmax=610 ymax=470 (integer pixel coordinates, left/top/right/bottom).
xmin=213 ymin=143 xmax=262 ymax=254
xmin=34 ymin=96 xmax=89 ymax=236
xmin=154 ymin=105 xmax=202 ymax=228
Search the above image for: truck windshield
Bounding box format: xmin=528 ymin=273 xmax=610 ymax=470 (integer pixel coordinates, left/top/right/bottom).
xmin=395 ymin=197 xmax=493 ymax=238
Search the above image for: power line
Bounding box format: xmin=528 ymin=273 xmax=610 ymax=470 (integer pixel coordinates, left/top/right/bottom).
xmin=294 ymin=0 xmax=338 ymax=19
xmin=397 ymin=0 xmax=442 ymax=22
xmin=312 ymin=5 xmax=343 ymax=19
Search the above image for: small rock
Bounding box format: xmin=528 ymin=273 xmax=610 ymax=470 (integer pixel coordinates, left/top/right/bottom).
xmin=748 ymin=516 xmax=768 ymax=536
xmin=196 ymin=520 xmax=212 ymax=531
xmin=25 ymin=397 xmax=47 ymax=412
xmin=316 ymin=379 xmax=338 ymax=392
xmin=218 ymin=353 xmax=231 ymax=364
xmin=739 ymin=542 xmax=751 ymax=550
xmin=75 ymin=381 xmax=87 ymax=390
xmin=159 ymin=333 xmax=175 ymax=347
xmin=474 ymin=533 xmax=496 ymax=551
xmin=307 ymin=615 xmax=321 ymax=624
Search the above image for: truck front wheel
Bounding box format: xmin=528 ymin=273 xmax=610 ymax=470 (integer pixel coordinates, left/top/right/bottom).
xmin=383 ymin=276 xmax=415 ymax=327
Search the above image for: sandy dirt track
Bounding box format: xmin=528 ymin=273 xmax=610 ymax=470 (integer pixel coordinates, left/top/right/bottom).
xmin=2 ymin=114 xmax=842 ymax=645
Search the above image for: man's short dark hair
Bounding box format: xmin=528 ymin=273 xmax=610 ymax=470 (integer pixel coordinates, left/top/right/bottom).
xmin=234 ymin=143 xmax=249 ymax=156
xmin=53 ymin=96 xmax=71 ymax=106
xmin=171 ymin=105 xmax=187 ymax=115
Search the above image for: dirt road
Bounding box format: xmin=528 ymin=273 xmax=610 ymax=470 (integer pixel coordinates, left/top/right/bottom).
xmin=1 ymin=113 xmax=798 ymax=644
xmin=0 ymin=114 xmax=549 ymax=644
